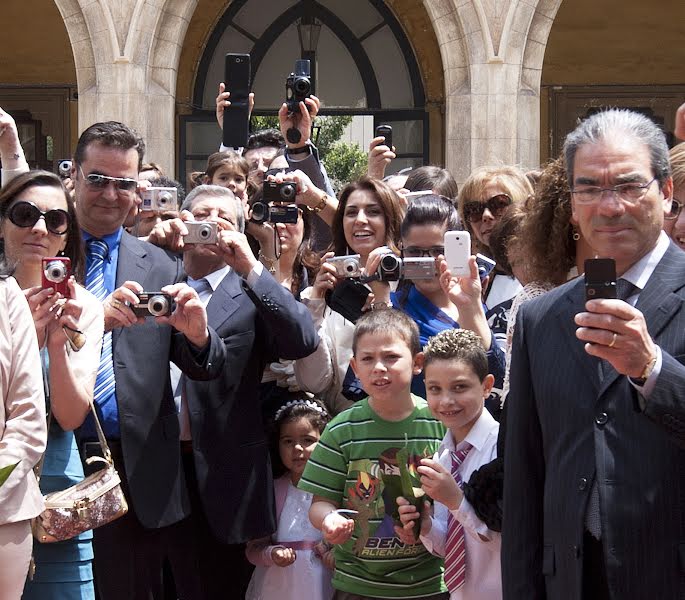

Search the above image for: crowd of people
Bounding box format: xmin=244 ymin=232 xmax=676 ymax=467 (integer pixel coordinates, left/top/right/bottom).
xmin=0 ymin=86 xmax=683 ymax=600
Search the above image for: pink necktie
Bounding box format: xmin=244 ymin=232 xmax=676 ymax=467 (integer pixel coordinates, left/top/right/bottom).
xmin=443 ymin=443 xmax=472 ymax=592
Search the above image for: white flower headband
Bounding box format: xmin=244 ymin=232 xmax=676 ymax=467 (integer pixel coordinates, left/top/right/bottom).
xmin=274 ymin=399 xmax=328 ymax=423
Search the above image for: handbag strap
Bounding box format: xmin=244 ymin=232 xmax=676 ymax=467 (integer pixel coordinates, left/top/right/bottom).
xmin=35 ymin=396 xmax=114 ymax=484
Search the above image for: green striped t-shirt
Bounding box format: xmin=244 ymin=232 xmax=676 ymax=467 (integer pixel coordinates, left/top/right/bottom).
xmin=299 ymin=395 xmax=447 ymax=599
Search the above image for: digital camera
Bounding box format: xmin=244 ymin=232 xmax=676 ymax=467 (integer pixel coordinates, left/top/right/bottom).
xmin=263 ymin=180 xmax=298 ymax=203
xmin=185 ymin=221 xmax=218 ymax=244
xmin=376 ymin=254 xmax=436 ymax=282
xmin=132 ymin=293 xmax=174 ymax=317
xmin=285 ymin=59 xmax=311 ymax=114
xmin=56 ymin=159 xmax=72 ymax=179
xmin=141 ymin=187 xmax=178 ymax=211
xmin=42 ymin=257 xmax=72 ymax=298
xmin=328 ymin=254 xmax=362 ymax=278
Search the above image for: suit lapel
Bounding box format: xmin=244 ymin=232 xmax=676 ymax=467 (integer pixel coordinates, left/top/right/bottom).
xmin=116 ymin=231 xmax=153 ymax=288
xmin=205 ymin=269 xmax=243 ymax=330
xmin=597 ymin=243 xmax=685 ymax=397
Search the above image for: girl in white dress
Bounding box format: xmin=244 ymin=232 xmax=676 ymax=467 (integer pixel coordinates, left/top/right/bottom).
xmin=245 ymin=398 xmax=334 ymax=600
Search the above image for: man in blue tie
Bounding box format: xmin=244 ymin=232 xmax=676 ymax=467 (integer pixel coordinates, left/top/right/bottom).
xmin=149 ymin=183 xmax=319 ymax=599
xmin=70 ymin=121 xmax=225 ymax=599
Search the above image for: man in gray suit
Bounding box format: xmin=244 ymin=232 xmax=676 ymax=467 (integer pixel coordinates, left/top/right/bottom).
xmin=502 ymin=109 xmax=685 ymax=599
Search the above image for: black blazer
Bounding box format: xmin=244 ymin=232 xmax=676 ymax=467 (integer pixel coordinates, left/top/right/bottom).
xmin=502 ymin=243 xmax=685 ymax=600
xmin=183 ymin=267 xmax=319 ymax=544
xmin=112 ymin=232 xmax=224 ymax=528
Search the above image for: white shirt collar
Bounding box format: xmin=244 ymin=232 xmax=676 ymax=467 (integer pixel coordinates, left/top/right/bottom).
xmin=190 ymin=265 xmax=231 ymax=293
xmin=440 ymin=408 xmax=498 ymax=454
xmin=620 ymin=230 xmax=670 ymax=291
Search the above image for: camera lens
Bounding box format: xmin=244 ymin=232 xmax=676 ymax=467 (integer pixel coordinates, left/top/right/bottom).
xmin=148 ymin=295 xmax=170 ymax=317
xmin=45 ymin=261 xmax=67 ymax=283
xmin=280 ymin=183 xmax=297 ymax=201
xmin=199 ymin=224 xmax=211 ymax=239
xmin=158 ymin=192 xmax=173 ymax=207
xmin=294 ymin=77 xmax=310 ymax=95
xmin=380 ymin=254 xmax=400 ymax=271
xmin=343 ymin=259 xmax=358 ymax=274
xmin=251 ymin=202 xmax=267 ymax=223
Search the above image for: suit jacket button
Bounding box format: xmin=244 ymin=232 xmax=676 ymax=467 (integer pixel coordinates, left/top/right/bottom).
xmin=579 ymin=477 xmax=588 ymax=491
xmin=595 ymin=412 xmax=608 ymax=426
xmin=573 ymin=545 xmax=581 ymax=558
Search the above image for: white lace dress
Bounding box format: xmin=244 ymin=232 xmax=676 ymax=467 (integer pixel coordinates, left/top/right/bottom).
xmin=245 ymin=482 xmax=334 ymax=600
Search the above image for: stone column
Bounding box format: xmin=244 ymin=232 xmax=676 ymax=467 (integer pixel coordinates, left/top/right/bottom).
xmin=423 ymin=0 xmax=563 ymax=183
xmin=54 ymin=0 xmax=197 ymax=176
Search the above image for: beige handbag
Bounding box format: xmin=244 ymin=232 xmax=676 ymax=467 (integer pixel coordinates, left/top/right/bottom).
xmin=32 ymin=399 xmax=128 ymax=543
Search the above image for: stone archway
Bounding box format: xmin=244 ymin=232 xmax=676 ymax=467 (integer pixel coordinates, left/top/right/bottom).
xmin=423 ymin=0 xmax=564 ymax=181
xmin=53 ymin=0 xmax=198 ymax=173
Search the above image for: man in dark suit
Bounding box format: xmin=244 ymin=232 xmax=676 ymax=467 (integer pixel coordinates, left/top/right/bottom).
xmin=502 ymin=109 xmax=685 ymax=599
xmin=152 ymin=184 xmax=319 ymax=599
xmin=71 ymin=122 xmax=225 ymax=599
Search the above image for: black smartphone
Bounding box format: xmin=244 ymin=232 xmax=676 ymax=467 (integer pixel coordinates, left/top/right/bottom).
xmin=375 ymin=124 xmax=393 ymax=152
xmin=584 ymin=258 xmax=617 ymax=301
xmin=222 ymin=53 xmax=251 ymax=149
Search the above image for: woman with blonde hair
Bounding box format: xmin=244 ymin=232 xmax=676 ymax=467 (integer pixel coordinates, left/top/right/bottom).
xmin=663 ymin=141 xmax=684 ymax=251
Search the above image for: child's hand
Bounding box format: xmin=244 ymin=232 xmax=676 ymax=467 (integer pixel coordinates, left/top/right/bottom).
xmin=417 ymin=458 xmax=463 ymax=511
xmin=314 ymin=542 xmax=336 ymax=570
xmin=322 ymin=511 xmax=354 ymax=545
xmin=271 ymin=546 xmax=296 ymax=567
xmin=394 ymin=497 xmax=432 ymax=544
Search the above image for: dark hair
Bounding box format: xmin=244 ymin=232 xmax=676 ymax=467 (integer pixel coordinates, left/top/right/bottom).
xmin=563 ymin=108 xmax=671 ymax=188
xmin=517 ymin=157 xmax=575 ymax=286
xmin=405 ymin=166 xmax=459 ymax=202
xmin=74 ymin=121 xmax=145 ymax=171
xmin=487 ymin=206 xmax=524 ymax=277
xmin=352 ymin=308 xmax=421 ymax=357
xmin=202 ymin=151 xmax=249 ymax=184
xmin=269 ymin=396 xmax=330 ymax=477
xmin=330 ymin=176 xmax=404 ymax=256
xmin=147 ymin=176 xmax=186 ymax=208
xmin=400 ymin=194 xmax=460 ymax=239
xmin=0 ymin=170 xmax=85 ymax=283
xmin=423 ymin=328 xmax=488 ymax=381
xmin=246 ymin=129 xmax=285 ymax=152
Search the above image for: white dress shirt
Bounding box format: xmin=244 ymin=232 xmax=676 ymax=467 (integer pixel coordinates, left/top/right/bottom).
xmin=420 ymin=409 xmax=502 ymax=600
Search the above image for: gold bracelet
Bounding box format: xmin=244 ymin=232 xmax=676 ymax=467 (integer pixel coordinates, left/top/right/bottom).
xmin=310 ymin=193 xmax=328 ymax=214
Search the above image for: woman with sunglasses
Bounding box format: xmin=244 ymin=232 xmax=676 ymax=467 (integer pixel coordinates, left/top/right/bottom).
xmin=663 ymin=142 xmax=685 ymax=251
xmin=390 ymin=195 xmax=505 ymax=410
xmin=294 ymin=177 xmax=404 ymax=413
xmin=0 ymin=171 xmax=103 ymax=599
xmin=457 ymin=166 xmax=533 ymax=350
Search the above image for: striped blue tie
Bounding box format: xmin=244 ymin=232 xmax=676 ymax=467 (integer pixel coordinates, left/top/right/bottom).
xmin=86 ymin=240 xmax=116 ymax=416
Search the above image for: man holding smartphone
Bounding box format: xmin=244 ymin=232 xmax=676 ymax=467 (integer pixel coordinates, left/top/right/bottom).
xmin=502 ymin=109 xmax=685 ymax=599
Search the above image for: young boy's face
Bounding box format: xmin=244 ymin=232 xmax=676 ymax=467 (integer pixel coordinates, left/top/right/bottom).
xmin=424 ymin=358 xmax=494 ymax=441
xmin=350 ymin=331 xmax=422 ymax=403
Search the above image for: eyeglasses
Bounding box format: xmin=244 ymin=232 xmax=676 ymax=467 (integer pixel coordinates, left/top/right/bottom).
xmin=79 ymin=166 xmax=138 ymax=193
xmin=402 ymin=245 xmax=444 ymax=258
xmin=7 ymin=201 xmax=70 ymax=235
xmin=462 ymin=194 xmax=512 ymax=223
xmin=571 ymin=178 xmax=656 ymax=205
xmin=665 ymin=198 xmax=683 ymax=220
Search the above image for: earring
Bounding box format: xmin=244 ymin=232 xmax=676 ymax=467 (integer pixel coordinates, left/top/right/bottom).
xmin=572 ymin=229 xmax=580 ymax=241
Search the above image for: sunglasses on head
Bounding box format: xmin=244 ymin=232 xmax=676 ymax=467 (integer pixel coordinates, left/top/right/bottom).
xmin=7 ymin=201 xmax=70 ymax=235
xmin=463 ymin=194 xmax=512 ymax=223
xmin=79 ymin=166 xmax=138 ymax=193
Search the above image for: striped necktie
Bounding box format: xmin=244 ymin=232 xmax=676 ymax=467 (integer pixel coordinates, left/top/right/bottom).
xmin=443 ymin=443 xmax=472 ymax=592
xmin=86 ymin=239 xmax=116 ymax=417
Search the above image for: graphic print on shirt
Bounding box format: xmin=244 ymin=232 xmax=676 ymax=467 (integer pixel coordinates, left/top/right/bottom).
xmin=345 ymin=447 xmax=431 ymax=558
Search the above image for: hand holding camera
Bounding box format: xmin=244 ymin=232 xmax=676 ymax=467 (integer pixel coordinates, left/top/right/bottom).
xmin=155 ymin=283 xmax=210 ymax=349
xmin=104 ymin=281 xmax=146 ymax=332
xmin=217 ymin=229 xmax=258 ymax=278
xmin=147 ymin=212 xmax=220 ymax=253
xmin=215 ymin=82 xmax=255 ymax=132
xmin=279 ymin=60 xmax=319 ymax=148
xmin=367 ymin=134 xmax=396 ymax=180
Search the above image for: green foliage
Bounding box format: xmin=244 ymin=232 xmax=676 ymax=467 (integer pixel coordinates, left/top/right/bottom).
xmin=250 ymin=115 xmax=280 ymax=132
xmin=0 ymin=462 xmax=18 ymax=488
xmin=311 ymin=115 xmax=353 ymax=156
xmin=323 ymin=141 xmax=368 ymax=193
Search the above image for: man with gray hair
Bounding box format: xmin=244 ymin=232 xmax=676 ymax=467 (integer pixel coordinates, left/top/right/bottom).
xmin=153 ymin=184 xmax=319 ymax=599
xmin=502 ymin=109 xmax=685 ymax=599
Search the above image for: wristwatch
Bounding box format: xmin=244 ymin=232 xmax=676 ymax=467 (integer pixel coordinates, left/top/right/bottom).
xmin=630 ymin=353 xmax=657 ymax=386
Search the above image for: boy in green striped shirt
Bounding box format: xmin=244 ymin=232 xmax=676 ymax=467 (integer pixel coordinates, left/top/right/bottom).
xmin=300 ymin=310 xmax=448 ymax=600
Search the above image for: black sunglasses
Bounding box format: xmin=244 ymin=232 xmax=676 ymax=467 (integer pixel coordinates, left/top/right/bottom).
xmin=402 ymin=245 xmax=445 ymax=258
xmin=463 ymin=194 xmax=512 ymax=223
xmin=7 ymin=201 xmax=70 ymax=235
xmin=79 ymin=166 xmax=138 ymax=193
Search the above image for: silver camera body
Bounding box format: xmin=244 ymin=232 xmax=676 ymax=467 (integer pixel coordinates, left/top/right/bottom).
xmin=329 ymin=254 xmax=362 ymax=278
xmin=141 ymin=187 xmax=178 ymax=211
xmin=377 ymin=254 xmax=436 ymax=281
xmin=185 ymin=221 xmax=218 ymax=244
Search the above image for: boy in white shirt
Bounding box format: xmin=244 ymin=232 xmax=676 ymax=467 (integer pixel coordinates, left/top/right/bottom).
xmin=396 ymin=328 xmax=502 ymax=600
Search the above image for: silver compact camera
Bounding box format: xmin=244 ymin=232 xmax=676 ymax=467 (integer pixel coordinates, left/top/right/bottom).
xmin=329 ymin=254 xmax=362 ymax=278
xmin=376 ymin=254 xmax=436 ymax=282
xmin=141 ymin=187 xmax=178 ymax=211
xmin=56 ymin=159 xmax=72 ymax=179
xmin=132 ymin=293 xmax=174 ymax=317
xmin=185 ymin=221 xmax=218 ymax=244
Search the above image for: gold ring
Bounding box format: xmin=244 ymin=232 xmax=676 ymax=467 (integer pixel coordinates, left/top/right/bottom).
xmin=111 ymin=298 xmax=121 ymax=310
xmin=608 ymin=332 xmax=617 ymax=348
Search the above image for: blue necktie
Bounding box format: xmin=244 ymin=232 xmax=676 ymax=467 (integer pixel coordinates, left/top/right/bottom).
xmin=85 ymin=239 xmax=119 ymax=437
